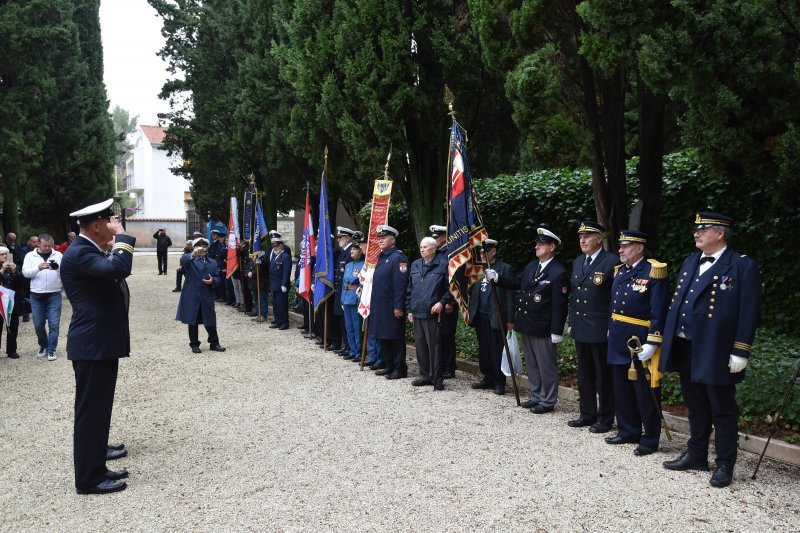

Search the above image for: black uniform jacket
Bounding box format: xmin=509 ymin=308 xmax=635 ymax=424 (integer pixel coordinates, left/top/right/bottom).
xmin=569 ymin=249 xmax=620 ymax=343
xmin=496 ymin=257 xmax=569 ymax=337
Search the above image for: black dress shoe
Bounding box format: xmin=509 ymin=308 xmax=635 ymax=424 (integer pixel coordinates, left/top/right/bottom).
xmin=411 ymin=378 xmax=432 ymax=386
xmin=520 ymin=399 xmax=538 ymax=409
xmin=442 ymin=371 xmax=455 ymax=379
xmin=710 ymin=464 xmax=733 ymax=488
xmin=386 ymin=371 xmax=407 ymax=380
xmin=105 ymin=469 xmax=129 ymax=480
xmin=531 ymin=404 xmax=554 ymax=414
xmin=433 ymin=380 xmax=444 ymax=391
xmin=191 ymin=347 xmax=202 ymax=354
xmin=107 ymin=443 xmax=125 ymax=451
xmin=493 ymin=383 xmax=506 ymax=395
xmin=171 ymin=287 xmax=181 ymax=292
xmin=269 ymin=323 xmax=280 ymax=328
xmin=76 ymin=479 xmax=127 ymax=495
xmin=278 ymin=325 xmax=289 ymax=330
xmin=209 ymin=344 xmax=226 ymax=352
xmin=662 ymin=451 xmax=709 ymax=472
xmin=589 ymin=422 xmax=613 ymax=434
xmin=7 ymin=352 xmax=20 ymax=359
xmin=605 ymin=434 xmax=639 ymax=445
xmin=634 ymin=445 xmax=658 ymax=456
xmin=567 ymin=417 xmax=593 ymax=427
xmin=106 ymin=448 xmax=128 ymax=460
xmin=470 ymin=379 xmax=493 ymax=390
xmin=368 ymin=363 xmax=381 ymax=370
xmin=375 ymin=368 xmax=392 ymax=376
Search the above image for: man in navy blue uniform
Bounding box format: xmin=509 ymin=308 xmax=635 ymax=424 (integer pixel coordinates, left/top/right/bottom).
xmin=61 ymin=199 xmax=135 ymax=495
xmin=333 ymin=227 xmax=356 ymax=355
xmin=368 ymin=225 xmax=410 ymax=380
xmin=468 ymin=239 xmax=515 ymax=395
xmin=605 ymin=230 xmax=668 ymax=457
xmin=431 ymin=224 xmax=458 ymax=379
xmin=567 ymin=221 xmax=619 ymax=433
xmin=176 ymin=238 xmax=226 ymax=353
xmin=487 ymin=228 xmax=569 ymax=413
xmin=268 ymin=236 xmax=292 ymax=330
xmin=659 ymin=212 xmax=760 ymax=488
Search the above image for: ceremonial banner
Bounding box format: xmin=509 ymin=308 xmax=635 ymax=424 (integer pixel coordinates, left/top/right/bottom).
xmin=243 ymin=191 xmax=253 ymax=241
xmin=447 ymin=120 xmax=488 ymax=323
xmin=313 ymin=169 xmax=334 ymax=312
xmin=226 ymin=196 xmax=240 ymax=278
xmin=251 ymin=198 xmax=269 ymax=257
xmin=298 ymin=191 xmax=316 ymax=303
xmin=357 ymin=179 xmax=392 ymax=318
xmin=0 ymin=286 xmax=14 ymax=332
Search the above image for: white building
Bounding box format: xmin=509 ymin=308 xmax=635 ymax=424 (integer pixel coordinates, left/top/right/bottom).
xmin=123 ymin=125 xmax=191 ymax=219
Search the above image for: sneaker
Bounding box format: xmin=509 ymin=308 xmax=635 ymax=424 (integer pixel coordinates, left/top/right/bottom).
xmin=37 ymin=348 xmax=47 ymax=358
xmin=46 ymin=352 xmax=57 ymax=361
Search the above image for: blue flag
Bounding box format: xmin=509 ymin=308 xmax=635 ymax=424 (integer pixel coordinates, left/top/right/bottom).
xmin=313 ymin=169 xmax=334 ymax=312
xmin=252 ymin=198 xmax=269 ymax=257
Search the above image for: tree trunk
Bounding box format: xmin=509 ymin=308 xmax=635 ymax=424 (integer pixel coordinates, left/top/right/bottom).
xmin=599 ymin=67 xmax=629 ymax=247
xmin=2 ymin=174 xmax=20 ymax=235
xmin=635 ymin=76 xmax=666 ymax=252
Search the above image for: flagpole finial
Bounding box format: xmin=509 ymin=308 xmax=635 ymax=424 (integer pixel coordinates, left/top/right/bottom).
xmin=384 ymin=144 xmax=392 ymax=180
xmin=324 ymin=145 xmax=329 ymax=169
xmin=444 ymin=84 xmax=456 ymax=119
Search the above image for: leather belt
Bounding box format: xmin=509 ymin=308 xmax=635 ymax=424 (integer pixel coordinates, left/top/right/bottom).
xmin=344 ymin=285 xmax=359 ymax=290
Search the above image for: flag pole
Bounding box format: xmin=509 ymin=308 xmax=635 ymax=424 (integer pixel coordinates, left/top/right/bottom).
xmin=323 ymin=147 xmax=329 ymax=351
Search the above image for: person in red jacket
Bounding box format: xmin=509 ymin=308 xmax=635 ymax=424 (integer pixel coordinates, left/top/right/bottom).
xmin=55 ymin=232 xmax=76 ymax=253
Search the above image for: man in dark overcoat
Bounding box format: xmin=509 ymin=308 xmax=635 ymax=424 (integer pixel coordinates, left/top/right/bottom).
xmin=176 ymin=238 xmax=225 ymax=353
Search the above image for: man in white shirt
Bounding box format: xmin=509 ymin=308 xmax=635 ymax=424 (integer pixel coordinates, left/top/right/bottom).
xmin=22 ymin=234 xmax=63 ymax=360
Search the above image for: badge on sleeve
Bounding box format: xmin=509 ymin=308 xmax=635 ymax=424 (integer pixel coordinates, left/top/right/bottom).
xmin=399 ymin=263 xmax=407 ymax=273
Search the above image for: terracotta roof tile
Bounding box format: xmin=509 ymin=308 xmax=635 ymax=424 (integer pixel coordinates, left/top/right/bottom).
xmin=141 ymin=125 xmax=167 ymax=145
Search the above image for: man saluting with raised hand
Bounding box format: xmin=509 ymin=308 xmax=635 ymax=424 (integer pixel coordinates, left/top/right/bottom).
xmin=61 ymin=199 xmax=136 ymax=495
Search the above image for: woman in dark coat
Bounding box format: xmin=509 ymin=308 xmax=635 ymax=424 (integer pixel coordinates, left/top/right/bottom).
xmin=0 ymin=245 xmax=24 ymax=358
xmin=175 ymin=238 xmax=225 ymax=354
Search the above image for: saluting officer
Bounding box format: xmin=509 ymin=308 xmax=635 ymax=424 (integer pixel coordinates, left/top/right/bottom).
xmin=487 ymin=228 xmax=569 ymax=414
xmin=431 ymin=224 xmax=458 ymax=379
xmin=368 ymin=225 xmax=410 ymax=380
xmin=468 ymin=239 xmax=515 ymax=395
xmin=659 ymin=212 xmax=760 ymax=488
xmin=176 ymin=238 xmax=226 ymax=353
xmin=61 ymin=199 xmax=135 ymax=494
xmin=605 ymin=230 xmax=667 ymax=457
xmin=333 ymin=227 xmax=356 ymax=355
xmin=567 ymin=221 xmax=619 ymax=433
xmin=268 ymin=236 xmax=292 ymax=330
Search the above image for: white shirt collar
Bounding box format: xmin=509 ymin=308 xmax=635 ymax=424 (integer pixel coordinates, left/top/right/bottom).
xmin=702 ymin=246 xmax=727 ymax=261
xmin=587 ymin=247 xmax=602 ymax=262
xmin=78 ymin=233 xmax=105 ymax=253
xmin=539 ymin=257 xmax=554 ymax=270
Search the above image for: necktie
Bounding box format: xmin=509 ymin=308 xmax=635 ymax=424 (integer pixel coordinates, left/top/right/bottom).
xmin=582 ymin=255 xmax=592 ymax=274
xmin=700 ymin=256 xmax=715 ymax=264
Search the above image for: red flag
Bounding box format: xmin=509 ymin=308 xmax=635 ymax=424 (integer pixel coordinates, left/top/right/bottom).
xmin=298 ymin=191 xmax=316 ymax=302
xmin=226 ymin=196 xmax=240 ymax=278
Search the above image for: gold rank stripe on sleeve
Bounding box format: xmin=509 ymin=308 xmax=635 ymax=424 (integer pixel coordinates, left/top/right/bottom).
xmin=113 ymin=242 xmax=134 ymax=254
xmin=733 ymin=341 xmax=752 ymax=352
xmin=647 ymin=333 xmax=663 ymax=343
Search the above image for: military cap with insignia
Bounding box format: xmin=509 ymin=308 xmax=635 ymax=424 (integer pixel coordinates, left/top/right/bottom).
xmin=536 ymin=228 xmax=561 ymax=245
xmin=271 ymin=236 xmax=283 ymax=244
xmin=618 ymin=230 xmax=648 ymax=245
xmin=694 ymin=211 xmax=733 ymax=229
xmin=192 ymin=231 xmax=203 ymax=238
xmin=577 ymin=220 xmax=604 ymax=235
xmin=69 ymin=199 xmax=115 ymax=225
xmin=376 ymin=225 xmax=399 ymax=237
xmin=483 ymin=238 xmax=498 ymax=249
xmin=429 ymin=225 xmax=447 ymax=237
xmin=192 ymin=237 xmax=209 ymax=247
xmin=336 ymin=226 xmax=355 ymax=237
xmin=352 ymin=231 xmax=365 ymax=243
xmin=210 ymin=229 xmax=221 ymax=235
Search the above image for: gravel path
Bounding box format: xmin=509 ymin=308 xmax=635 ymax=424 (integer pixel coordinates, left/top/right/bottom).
xmin=1 ymin=254 xmax=798 ymax=532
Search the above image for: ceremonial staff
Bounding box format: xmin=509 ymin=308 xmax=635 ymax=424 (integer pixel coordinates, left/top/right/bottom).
xmin=627 ymin=336 xmax=672 ymax=440
xmin=752 ymin=358 xmax=800 ymax=479
xmin=484 ymin=247 xmax=521 ymax=406
xmin=360 ymin=147 xmax=393 ymax=369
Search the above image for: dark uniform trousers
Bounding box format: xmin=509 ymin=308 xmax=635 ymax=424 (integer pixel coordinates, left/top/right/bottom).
xmin=575 ymin=341 xmax=614 ymax=426
xmin=670 ymin=337 xmax=739 ymax=467
xmin=473 ymin=314 xmax=504 ymax=384
xmin=611 ymin=362 xmax=661 ymax=448
xmin=189 ymin=307 xmax=219 ymax=347
xmin=73 ymin=359 xmax=119 ymax=489
xmin=441 ymin=312 xmax=457 ymax=375
xmin=380 ymin=339 xmax=407 ymax=374
xmin=272 ymin=290 xmax=289 ymax=327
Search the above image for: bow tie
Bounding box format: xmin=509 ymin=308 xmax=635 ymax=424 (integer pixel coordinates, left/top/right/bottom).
xmin=700 ymin=256 xmax=715 ymax=264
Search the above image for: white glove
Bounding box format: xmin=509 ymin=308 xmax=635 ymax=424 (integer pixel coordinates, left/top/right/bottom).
xmin=484 ymin=269 xmax=498 ymax=282
xmin=550 ymin=334 xmax=563 ymax=344
xmin=281 ymin=286 xmax=287 ymax=293
xmin=638 ymin=343 xmax=657 ymax=362
xmin=729 ymin=354 xmax=748 ymax=373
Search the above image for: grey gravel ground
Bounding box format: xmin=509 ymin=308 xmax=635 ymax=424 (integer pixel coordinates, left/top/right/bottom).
xmin=1 ymin=254 xmax=799 ymax=532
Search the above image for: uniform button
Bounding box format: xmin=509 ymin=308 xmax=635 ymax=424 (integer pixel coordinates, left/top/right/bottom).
xmin=710 ymin=298 xmax=715 ymax=303
xmin=709 ymin=306 xmax=714 ymax=310
xmin=681 ymin=313 xmax=685 ymax=317
xmin=708 ymin=314 xmax=713 ymax=318
xmin=685 ymin=300 xmax=689 ymax=304
xmin=711 ymin=291 xmax=716 ymax=295
xmin=695 ymin=278 xmax=699 ymax=282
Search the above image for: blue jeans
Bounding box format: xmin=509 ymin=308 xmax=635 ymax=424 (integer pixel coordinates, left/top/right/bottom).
xmin=343 ymin=304 xmax=361 ymax=356
xmin=31 ymin=291 xmax=62 ymax=353
xmin=367 ymin=336 xmax=382 ymax=364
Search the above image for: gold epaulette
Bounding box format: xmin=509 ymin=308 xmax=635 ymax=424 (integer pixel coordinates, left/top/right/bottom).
xmin=614 ymin=264 xmax=624 ymax=276
xmin=647 ymin=259 xmax=667 ymax=279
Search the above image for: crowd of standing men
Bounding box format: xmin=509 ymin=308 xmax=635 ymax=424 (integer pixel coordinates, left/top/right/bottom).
xmin=189 ymin=210 xmax=759 ymax=490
